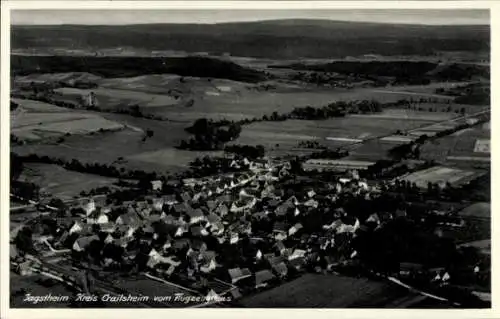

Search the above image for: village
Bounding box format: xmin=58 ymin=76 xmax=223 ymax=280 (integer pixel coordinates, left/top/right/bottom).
xmin=10 ymin=151 xmax=490 ymax=307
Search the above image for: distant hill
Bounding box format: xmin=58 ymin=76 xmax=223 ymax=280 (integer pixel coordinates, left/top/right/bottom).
xmin=11 ymin=55 xmax=268 ymax=82
xmin=11 ymin=19 xmax=490 ymax=59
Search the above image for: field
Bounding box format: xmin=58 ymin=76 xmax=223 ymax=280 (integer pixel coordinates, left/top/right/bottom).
xmin=232 ymin=113 xmax=437 ymax=158
xmin=11 ymin=98 xmax=125 ymax=141
xmin=112 ymin=275 xmax=205 ymax=307
xmin=420 ymin=123 xmax=490 ymax=165
xmin=238 ymin=274 xmax=419 ymax=308
xmin=11 ymin=110 xmax=220 ymax=174
xmin=54 ymin=87 xmax=180 ymax=108
xmin=10 ymin=273 xmax=74 ymax=308
xmin=18 ymin=163 xmax=120 ymax=200
xmin=402 ymin=166 xmax=484 ymax=189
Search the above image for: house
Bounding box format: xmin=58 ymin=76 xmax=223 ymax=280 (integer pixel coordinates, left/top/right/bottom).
xmin=307 ymin=189 xmax=316 ymax=198
xmin=366 ymin=213 xmax=380 ymax=225
xmin=304 ymin=199 xmax=319 ymax=208
xmin=230 ymin=197 xmax=257 ymax=213
xmin=87 ymin=210 xmax=109 ymax=225
xmin=289 ymin=249 xmax=307 ymax=261
xmin=72 ymin=235 xmax=99 ymax=252
xmin=274 ymin=241 xmax=287 ymax=255
xmin=191 ymin=225 xmax=209 ymax=237
xmin=162 ymin=195 xmax=178 ymax=206
xmin=275 ymin=202 xmax=293 ymax=217
xmin=228 ymin=267 xmax=252 ymax=284
xmin=255 ymin=270 xmax=275 ymax=289
xmin=151 ymin=180 xmax=163 ymax=191
xmin=172 ymin=238 xmax=190 ymax=251
xmin=230 ymin=288 xmax=243 ymax=300
xmin=115 ymin=212 xmax=141 ymax=227
xmin=16 ymin=260 xmax=33 ymax=276
xmin=288 ymin=223 xmax=303 ymax=236
xmin=215 ymin=204 xmax=229 ymax=217
xmin=84 ymin=199 xmax=96 ymax=216
xmin=187 ymin=208 xmax=205 ymax=224
xmin=69 ymin=221 xmax=84 ymax=234
xmin=206 ymin=200 xmax=218 ymax=212
xmin=10 ymin=244 xmax=18 ymax=260
xmin=99 ymin=223 xmax=115 ymax=233
xmin=229 ymin=232 xmax=239 ymax=244
xmin=174 ymin=224 xmax=189 ymax=237
xmin=151 ymin=198 xmax=165 ymax=211
xmin=200 ymin=258 xmax=217 ymax=273
xmin=272 ymin=261 xmax=288 ymax=278
xmin=288 ymin=256 xmax=307 ymax=271
xmin=104 ymin=234 xmax=115 ymax=244
xmin=171 ymin=203 xmax=191 ymax=215
xmin=399 ymin=262 xmax=424 ymax=277
xmin=180 ymin=192 xmax=192 ymax=203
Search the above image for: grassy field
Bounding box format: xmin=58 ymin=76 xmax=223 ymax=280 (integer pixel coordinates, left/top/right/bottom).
xmin=420 ymin=124 xmax=490 ymax=165
xmin=11 ymin=110 xmax=220 ymax=174
xmin=239 ymin=274 xmax=414 ymax=308
xmin=402 ymin=166 xmax=484 ymax=188
xmin=232 ymin=115 xmax=434 ymax=158
xmin=11 ymin=98 xmax=125 ymax=142
xmin=18 ymin=163 xmax=119 ymax=200
xmin=54 ymin=87 xmax=180 ymax=108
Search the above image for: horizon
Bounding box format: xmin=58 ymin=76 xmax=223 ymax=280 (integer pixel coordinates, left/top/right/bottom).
xmin=11 ymin=9 xmax=490 ymax=26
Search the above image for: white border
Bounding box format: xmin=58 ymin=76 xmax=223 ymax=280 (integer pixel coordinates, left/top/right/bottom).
xmin=1 ymin=1 xmax=498 ymax=319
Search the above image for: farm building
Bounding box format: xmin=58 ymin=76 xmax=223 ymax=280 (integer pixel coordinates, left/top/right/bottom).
xmin=303 ymin=159 xmax=375 ymax=172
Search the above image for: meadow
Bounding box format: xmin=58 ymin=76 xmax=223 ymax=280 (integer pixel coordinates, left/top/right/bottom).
xmin=402 ymin=166 xmax=483 ymax=188
xmin=239 ymin=273 xmax=417 ymax=308
xmin=18 ymin=163 xmax=120 ymax=200
xmin=11 ymin=98 xmax=125 ymax=142
xmin=231 ymin=114 xmax=436 ymax=158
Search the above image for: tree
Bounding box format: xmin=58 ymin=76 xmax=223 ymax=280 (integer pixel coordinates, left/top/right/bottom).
xmin=14 ymin=226 xmax=35 ymax=255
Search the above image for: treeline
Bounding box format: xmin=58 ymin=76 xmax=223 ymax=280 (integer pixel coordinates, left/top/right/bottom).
xmin=178 ymin=118 xmax=242 ymax=151
xmin=272 ymin=61 xmax=489 ymax=83
xmin=297 ymin=140 xmax=327 ymax=150
xmin=11 ymin=55 xmax=268 ymax=83
xmin=224 ymin=144 xmax=265 ymax=159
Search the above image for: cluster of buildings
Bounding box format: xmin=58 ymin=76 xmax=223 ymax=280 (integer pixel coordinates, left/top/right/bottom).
xmin=20 ymin=156 xmax=397 ymax=299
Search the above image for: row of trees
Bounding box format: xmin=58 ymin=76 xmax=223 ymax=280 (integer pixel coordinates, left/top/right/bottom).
xmin=178 ymin=118 xmax=242 ymax=151
xmin=224 ymin=144 xmax=265 ymax=159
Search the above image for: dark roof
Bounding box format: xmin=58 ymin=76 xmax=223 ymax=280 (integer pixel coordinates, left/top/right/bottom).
xmin=117 ymin=212 xmax=141 ymax=225
xmin=75 ymin=235 xmax=99 ymax=249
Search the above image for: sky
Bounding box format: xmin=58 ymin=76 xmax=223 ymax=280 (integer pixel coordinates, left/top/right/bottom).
xmin=11 ymin=9 xmax=490 ymax=26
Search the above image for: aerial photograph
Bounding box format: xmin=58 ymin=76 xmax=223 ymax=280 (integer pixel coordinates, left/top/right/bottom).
xmin=8 ymin=8 xmax=490 ymax=309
